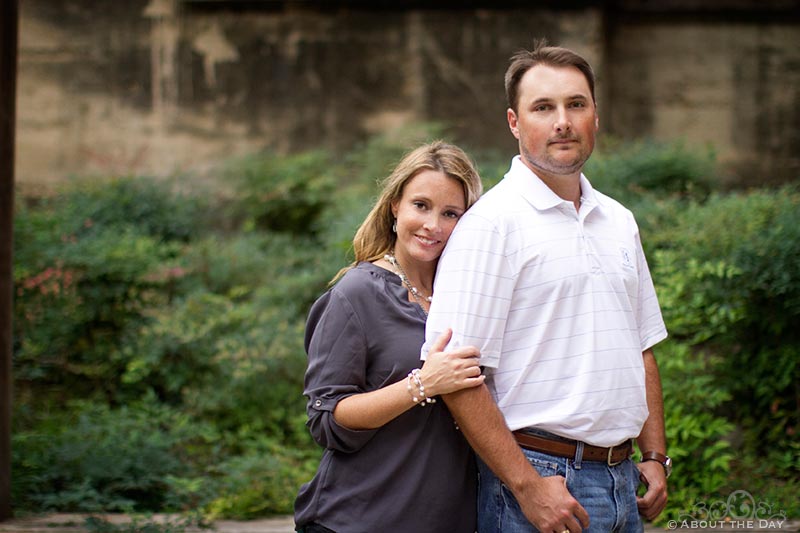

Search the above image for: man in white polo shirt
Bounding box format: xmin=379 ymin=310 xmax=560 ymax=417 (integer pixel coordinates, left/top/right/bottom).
xmin=423 ymin=41 xmax=670 ymax=532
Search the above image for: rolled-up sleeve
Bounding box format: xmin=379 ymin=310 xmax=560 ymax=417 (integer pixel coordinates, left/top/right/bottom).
xmin=303 ymin=289 xmax=379 ymax=452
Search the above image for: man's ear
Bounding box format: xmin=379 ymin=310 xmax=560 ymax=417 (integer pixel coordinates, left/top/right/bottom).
xmin=507 ymin=108 xmax=520 ymax=139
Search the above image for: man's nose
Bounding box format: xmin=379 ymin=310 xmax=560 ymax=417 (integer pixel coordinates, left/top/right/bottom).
xmin=554 ymin=107 xmax=572 ymax=133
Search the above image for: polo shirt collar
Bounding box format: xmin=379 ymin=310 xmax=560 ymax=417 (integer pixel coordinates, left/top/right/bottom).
xmin=506 ymin=156 xmax=601 ymax=213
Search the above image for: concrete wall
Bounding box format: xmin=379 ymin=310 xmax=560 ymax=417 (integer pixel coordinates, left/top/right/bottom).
xmin=14 ymin=0 xmax=800 ymax=190
xmin=606 ymin=6 xmax=800 ymax=186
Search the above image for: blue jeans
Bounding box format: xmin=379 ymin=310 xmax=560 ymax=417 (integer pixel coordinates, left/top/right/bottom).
xmin=477 ymin=448 xmax=644 ymax=533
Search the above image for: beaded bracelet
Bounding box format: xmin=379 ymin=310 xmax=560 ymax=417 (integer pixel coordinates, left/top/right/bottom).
xmin=407 ymin=368 xmax=437 ymax=407
xmin=406 ymin=371 xmax=422 ymax=405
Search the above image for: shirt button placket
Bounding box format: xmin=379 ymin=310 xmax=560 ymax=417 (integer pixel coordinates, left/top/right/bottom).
xmin=578 ymin=219 xmax=602 ymax=274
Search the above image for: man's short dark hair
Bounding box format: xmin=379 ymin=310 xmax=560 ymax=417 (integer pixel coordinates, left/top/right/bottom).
xmin=504 ymin=39 xmax=596 ymax=112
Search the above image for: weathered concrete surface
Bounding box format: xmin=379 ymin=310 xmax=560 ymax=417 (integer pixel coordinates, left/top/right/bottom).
xmin=0 ymin=514 xmax=295 ymax=533
xmin=15 ymin=1 xmax=800 ymax=190
xmin=607 ymin=18 xmax=800 ymax=187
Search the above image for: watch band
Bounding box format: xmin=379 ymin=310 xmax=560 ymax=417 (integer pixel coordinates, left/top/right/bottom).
xmin=641 ymin=451 xmax=668 ymax=463
xmin=641 ymin=450 xmax=672 ymax=478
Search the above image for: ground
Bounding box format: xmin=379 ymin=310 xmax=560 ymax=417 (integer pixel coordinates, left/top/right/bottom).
xmin=0 ymin=514 xmax=797 ymax=532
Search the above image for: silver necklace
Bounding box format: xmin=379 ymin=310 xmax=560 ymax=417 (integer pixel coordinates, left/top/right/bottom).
xmin=385 ymin=251 xmax=432 ymax=314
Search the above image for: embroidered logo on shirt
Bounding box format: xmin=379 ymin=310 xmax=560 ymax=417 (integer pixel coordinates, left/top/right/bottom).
xmin=620 ymin=247 xmax=635 ymax=270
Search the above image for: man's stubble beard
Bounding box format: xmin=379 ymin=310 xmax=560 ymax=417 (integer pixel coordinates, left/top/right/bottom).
xmin=520 ymin=143 xmax=592 ymax=179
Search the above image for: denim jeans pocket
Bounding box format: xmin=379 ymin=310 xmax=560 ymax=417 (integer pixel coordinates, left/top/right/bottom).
xmin=498 ymin=450 xmax=561 ymax=505
xmin=522 ymin=449 xmax=561 ymax=477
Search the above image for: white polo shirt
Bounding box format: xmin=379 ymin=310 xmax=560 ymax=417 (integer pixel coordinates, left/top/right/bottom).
xmin=422 ymin=156 xmax=668 ymax=447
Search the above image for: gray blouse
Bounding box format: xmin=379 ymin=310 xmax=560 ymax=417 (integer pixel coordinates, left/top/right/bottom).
xmin=294 ymin=262 xmax=477 ymax=532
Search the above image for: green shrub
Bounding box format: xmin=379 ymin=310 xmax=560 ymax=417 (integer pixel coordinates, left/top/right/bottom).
xmin=23 ymin=175 xmax=209 ymax=242
xmin=723 ymin=197 xmax=800 ymax=460
xmin=654 ymin=250 xmax=745 ymax=345
xmin=12 ymin=400 xmax=213 ymax=512
xmin=649 ymin=188 xmax=800 ymax=463
xmin=13 ymin=176 xmax=206 ymax=401
xmin=178 ymin=232 xmax=332 ymax=320
xmin=122 ymin=289 xmax=310 ymax=444
xmin=646 ymin=186 xmax=800 ymax=522
xmin=585 ymin=139 xmax=715 ymax=206
xmin=222 ymin=151 xmax=336 ymax=235
xmin=13 ymin=227 xmax=179 ymax=398
xmin=654 ymin=342 xmax=735 ymax=521
xmin=641 ymin=188 xmax=795 ymax=258
xmin=205 ymin=436 xmax=319 ymax=519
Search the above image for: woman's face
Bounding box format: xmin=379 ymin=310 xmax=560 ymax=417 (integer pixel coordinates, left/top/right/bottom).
xmin=391 ymin=169 xmax=466 ymax=265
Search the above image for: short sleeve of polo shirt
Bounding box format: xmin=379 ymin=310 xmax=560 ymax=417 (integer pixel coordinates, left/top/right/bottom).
xmin=633 ymin=229 xmax=668 ymax=351
xmin=303 ymin=287 xmax=379 ymax=452
xmin=423 ymin=211 xmax=516 ymax=368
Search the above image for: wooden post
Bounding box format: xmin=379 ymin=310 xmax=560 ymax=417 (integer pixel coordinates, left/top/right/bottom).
xmin=0 ymin=0 xmax=19 ymax=521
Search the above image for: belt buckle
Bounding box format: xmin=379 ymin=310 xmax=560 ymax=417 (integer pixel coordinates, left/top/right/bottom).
xmin=607 ymin=444 xmax=625 ymax=467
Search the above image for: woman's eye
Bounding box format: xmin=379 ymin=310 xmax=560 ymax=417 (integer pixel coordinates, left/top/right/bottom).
xmin=444 ymin=211 xmax=461 ymax=219
xmin=413 ymin=201 xmax=427 ymax=209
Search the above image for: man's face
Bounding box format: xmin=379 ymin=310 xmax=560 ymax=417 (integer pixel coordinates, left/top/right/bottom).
xmin=507 ymin=64 xmax=599 ymax=181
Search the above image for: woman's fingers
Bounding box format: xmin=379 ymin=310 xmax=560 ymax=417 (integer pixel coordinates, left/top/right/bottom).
xmin=428 ymin=328 xmax=453 ymax=354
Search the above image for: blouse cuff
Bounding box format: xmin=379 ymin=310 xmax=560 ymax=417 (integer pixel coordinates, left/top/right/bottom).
xmin=306 ymin=394 xmax=379 ymax=452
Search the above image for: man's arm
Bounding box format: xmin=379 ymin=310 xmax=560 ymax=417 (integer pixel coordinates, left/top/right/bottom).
xmin=444 ymin=385 xmax=590 ymax=532
xmin=635 ymin=348 xmax=668 ymax=521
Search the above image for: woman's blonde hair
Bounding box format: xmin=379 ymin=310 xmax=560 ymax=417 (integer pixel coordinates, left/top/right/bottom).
xmin=331 ymin=140 xmax=482 ymax=284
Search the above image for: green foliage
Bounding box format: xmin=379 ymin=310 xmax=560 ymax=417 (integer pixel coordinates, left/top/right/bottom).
xmin=13 ymin=134 xmax=434 ymax=518
xmin=654 ymin=251 xmax=744 ymax=345
xmin=11 ymin=131 xmax=799 ymax=522
xmin=222 ymin=150 xmax=336 ymax=235
xmin=653 ymin=343 xmax=735 ymax=521
xmin=13 ymin=176 xmax=203 ymax=400
xmin=643 ymin=185 xmax=800 ymax=521
xmin=585 ymin=138 xmax=715 ymax=206
xmin=23 ymin=175 xmax=209 ymax=242
xmin=122 ymin=289 xmax=309 ymax=443
xmin=13 ymin=400 xmax=208 ymax=512
xmin=726 ymin=451 xmax=800 ymax=519
xmin=205 ymin=436 xmax=319 ymax=519
xmin=648 ymin=188 xmax=800 ymax=467
xmin=14 ymin=223 xmax=181 ymax=399
xmin=723 ymin=196 xmax=800 ymax=461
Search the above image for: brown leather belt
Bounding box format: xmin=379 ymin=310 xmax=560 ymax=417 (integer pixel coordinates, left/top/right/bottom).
xmin=512 ymin=430 xmax=632 ymax=466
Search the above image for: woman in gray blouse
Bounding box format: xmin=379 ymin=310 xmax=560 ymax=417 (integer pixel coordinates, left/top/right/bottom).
xmin=294 ymin=141 xmax=485 ymax=533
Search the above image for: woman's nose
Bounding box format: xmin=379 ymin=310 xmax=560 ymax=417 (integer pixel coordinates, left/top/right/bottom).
xmin=423 ymin=213 xmax=441 ymax=232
